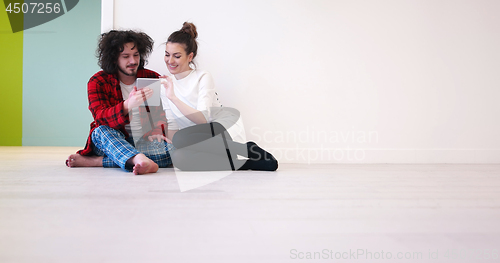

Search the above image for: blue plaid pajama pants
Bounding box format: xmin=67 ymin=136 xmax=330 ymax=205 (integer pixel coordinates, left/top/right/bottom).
xmin=91 ymin=125 xmax=174 ymax=171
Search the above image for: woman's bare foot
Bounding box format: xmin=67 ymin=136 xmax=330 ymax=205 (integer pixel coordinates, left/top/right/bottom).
xmin=66 ymin=154 xmax=103 ymax=167
xmin=128 ymin=153 xmax=158 ymax=175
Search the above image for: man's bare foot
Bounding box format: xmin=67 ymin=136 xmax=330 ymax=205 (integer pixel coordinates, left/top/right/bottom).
xmin=66 ymin=154 xmax=103 ymax=167
xmin=129 ymin=153 xmax=158 ymax=175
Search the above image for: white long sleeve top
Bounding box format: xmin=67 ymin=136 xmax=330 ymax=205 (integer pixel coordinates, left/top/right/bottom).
xmin=160 ymin=69 xmax=246 ymax=143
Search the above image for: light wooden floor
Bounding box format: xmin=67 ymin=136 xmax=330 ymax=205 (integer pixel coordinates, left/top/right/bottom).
xmin=1 ymin=147 xmax=500 ymax=263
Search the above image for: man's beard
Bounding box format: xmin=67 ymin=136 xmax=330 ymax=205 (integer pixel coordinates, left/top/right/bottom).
xmin=118 ymin=64 xmax=138 ymax=76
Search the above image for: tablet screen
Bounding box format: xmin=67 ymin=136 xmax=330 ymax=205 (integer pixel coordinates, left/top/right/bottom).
xmin=135 ymin=78 xmax=161 ymax=106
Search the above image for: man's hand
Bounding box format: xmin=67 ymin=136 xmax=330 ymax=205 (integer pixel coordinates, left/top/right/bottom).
xmin=124 ymin=86 xmax=153 ymax=114
xmin=148 ymin=134 xmax=172 ymax=144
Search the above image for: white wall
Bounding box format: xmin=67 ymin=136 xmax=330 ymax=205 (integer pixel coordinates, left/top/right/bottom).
xmin=108 ymin=0 xmax=500 ymax=163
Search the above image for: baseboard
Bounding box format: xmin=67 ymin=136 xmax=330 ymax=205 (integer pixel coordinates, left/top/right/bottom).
xmin=267 ymin=148 xmax=500 ymax=164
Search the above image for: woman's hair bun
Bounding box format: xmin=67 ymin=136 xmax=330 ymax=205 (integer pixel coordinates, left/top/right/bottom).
xmin=167 ymin=21 xmax=199 ymax=63
xmin=181 ymin=22 xmax=198 ymax=39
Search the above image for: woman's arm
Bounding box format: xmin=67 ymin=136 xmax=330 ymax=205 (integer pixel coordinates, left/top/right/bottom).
xmin=161 ymin=76 xmax=208 ymax=124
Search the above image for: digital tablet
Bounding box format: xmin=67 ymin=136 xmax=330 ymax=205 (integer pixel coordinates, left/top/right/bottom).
xmin=135 ymin=78 xmax=162 ymax=106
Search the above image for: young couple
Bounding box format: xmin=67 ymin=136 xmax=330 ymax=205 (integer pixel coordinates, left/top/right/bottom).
xmin=66 ymin=22 xmax=278 ymax=174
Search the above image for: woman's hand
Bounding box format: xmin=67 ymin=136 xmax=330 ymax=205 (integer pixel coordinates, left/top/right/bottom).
xmin=148 ymin=134 xmax=172 ymax=144
xmin=159 ymin=75 xmax=207 ymax=124
xmin=160 ymin=76 xmax=176 ymax=100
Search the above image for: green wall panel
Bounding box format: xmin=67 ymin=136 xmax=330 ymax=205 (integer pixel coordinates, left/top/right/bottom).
xmin=22 ymin=0 xmax=100 ymax=146
xmin=0 ymin=5 xmax=23 ymax=146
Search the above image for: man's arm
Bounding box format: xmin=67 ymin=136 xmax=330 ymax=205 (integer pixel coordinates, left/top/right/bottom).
xmin=88 ymin=74 xmax=129 ymax=129
xmin=88 ymin=73 xmax=153 ymax=130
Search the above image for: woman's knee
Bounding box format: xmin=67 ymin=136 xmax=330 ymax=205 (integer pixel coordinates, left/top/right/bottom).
xmin=211 ymin=122 xmax=226 ymax=135
xmin=171 ymin=131 xmax=182 ymax=148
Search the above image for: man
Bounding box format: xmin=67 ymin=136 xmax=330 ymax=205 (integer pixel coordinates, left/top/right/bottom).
xmin=66 ymin=30 xmax=172 ymax=175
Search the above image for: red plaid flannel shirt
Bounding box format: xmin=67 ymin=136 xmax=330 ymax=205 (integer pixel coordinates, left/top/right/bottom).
xmin=77 ymin=69 xmax=167 ymax=156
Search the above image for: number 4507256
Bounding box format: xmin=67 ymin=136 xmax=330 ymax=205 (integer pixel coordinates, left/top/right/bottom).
xmin=6 ymin=3 xmax=62 ymax=14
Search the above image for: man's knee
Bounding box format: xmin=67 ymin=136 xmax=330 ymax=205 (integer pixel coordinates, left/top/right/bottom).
xmin=92 ymin=125 xmax=125 ymax=141
xmin=94 ymin=125 xmax=119 ymax=134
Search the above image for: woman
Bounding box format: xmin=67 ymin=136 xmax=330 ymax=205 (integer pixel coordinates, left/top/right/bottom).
xmin=160 ymin=22 xmax=277 ymax=171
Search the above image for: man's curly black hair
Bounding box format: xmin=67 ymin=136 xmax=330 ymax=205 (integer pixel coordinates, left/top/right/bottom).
xmin=97 ymin=30 xmax=154 ymax=74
